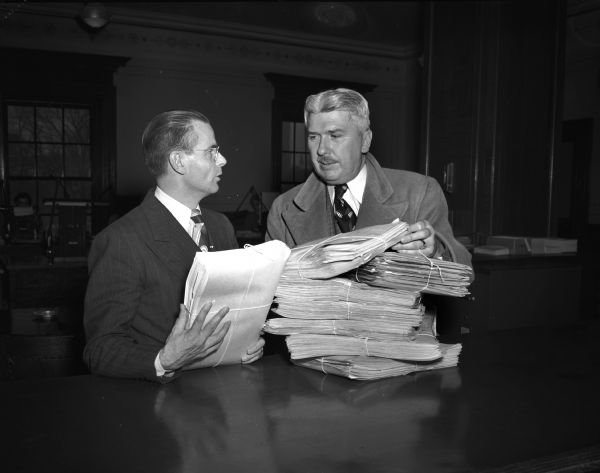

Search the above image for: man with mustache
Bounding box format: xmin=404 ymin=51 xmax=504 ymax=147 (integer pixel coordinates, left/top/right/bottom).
xmin=84 ymin=110 xmax=264 ymax=382
xmin=266 ymin=88 xmax=471 ymax=266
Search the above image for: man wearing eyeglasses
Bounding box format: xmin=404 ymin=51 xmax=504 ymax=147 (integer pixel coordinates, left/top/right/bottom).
xmin=83 ymin=110 xmax=265 ymax=382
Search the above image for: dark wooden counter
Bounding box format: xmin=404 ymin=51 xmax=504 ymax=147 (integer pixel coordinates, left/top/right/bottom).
xmin=2 ymin=320 xmax=600 ymax=472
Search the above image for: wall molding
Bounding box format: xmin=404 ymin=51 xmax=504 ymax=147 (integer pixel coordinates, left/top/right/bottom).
xmin=0 ymin=4 xmax=416 ymax=86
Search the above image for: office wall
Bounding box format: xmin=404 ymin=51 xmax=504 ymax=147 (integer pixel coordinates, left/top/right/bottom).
xmin=115 ymin=62 xmax=274 ymax=210
xmin=0 ymin=7 xmax=420 ymax=212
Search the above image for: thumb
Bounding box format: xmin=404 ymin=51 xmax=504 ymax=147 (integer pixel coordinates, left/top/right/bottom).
xmin=172 ymin=303 xmax=191 ymax=333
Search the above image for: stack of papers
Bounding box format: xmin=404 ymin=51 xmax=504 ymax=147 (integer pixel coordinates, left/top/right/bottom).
xmin=264 ymin=317 xmax=418 ymax=339
xmin=183 ymin=240 xmax=290 ymax=369
xmin=264 ymin=223 xmax=469 ymax=380
xmin=530 ymin=237 xmax=577 ymax=254
xmin=292 ymin=343 xmax=462 ymax=381
xmin=284 ymin=313 xmax=441 ymax=361
xmin=273 ymin=275 xmax=423 ymax=322
xmin=284 ymin=221 xmax=409 ymax=279
xmin=356 ymin=252 xmax=474 ymax=297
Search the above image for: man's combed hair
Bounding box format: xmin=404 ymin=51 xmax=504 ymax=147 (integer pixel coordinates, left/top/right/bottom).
xmin=142 ymin=110 xmax=210 ymax=176
xmin=304 ymin=88 xmax=370 ymax=132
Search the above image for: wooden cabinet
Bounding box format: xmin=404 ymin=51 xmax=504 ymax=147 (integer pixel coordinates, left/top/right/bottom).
xmin=434 ymin=254 xmax=582 ymax=338
xmin=421 ymin=1 xmax=565 ymax=241
xmin=466 ymin=255 xmax=581 ymax=333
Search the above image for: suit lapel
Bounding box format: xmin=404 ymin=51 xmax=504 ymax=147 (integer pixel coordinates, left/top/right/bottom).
xmin=356 ymin=154 xmax=409 ymax=228
xmin=282 ymin=175 xmax=336 ymax=245
xmin=141 ymin=194 xmax=198 ymax=280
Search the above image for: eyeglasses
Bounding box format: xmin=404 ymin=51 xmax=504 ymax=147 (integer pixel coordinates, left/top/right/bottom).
xmin=193 ymin=145 xmax=220 ymax=162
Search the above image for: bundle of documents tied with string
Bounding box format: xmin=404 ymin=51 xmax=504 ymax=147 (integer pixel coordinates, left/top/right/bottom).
xmin=183 ymin=239 xmax=290 ymax=369
xmin=263 ymin=221 xmax=474 ymax=380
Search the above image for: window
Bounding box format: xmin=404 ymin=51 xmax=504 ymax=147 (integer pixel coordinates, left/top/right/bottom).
xmin=280 ymin=121 xmax=311 ymax=192
xmin=1 ymin=47 xmax=128 ymax=240
xmin=3 ymin=101 xmax=92 ymax=234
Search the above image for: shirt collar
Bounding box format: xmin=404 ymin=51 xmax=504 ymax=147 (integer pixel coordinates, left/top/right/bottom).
xmin=327 ymin=162 xmax=367 ymax=214
xmin=154 ymin=186 xmax=199 ymax=232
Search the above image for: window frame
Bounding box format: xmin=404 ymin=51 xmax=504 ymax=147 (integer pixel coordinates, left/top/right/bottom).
xmin=0 ymin=47 xmax=128 ymax=237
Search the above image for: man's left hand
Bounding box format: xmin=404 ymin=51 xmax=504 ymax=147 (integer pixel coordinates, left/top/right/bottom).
xmin=241 ymin=337 xmax=265 ymax=364
xmin=391 ymin=220 xmax=437 ymax=257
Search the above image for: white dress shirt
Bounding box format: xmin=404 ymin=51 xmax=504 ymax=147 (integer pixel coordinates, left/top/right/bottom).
xmin=327 ymin=162 xmax=367 ymax=216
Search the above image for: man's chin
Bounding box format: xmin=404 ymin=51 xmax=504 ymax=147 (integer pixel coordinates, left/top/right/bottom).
xmin=315 ymin=168 xmax=341 ymax=184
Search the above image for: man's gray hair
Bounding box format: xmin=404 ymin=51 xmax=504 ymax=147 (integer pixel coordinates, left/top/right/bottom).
xmin=304 ymin=88 xmax=370 ymax=132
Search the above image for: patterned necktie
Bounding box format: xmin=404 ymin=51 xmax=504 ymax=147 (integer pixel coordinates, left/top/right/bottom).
xmin=190 ymin=209 xmax=209 ymax=251
xmin=333 ymin=184 xmax=357 ymax=233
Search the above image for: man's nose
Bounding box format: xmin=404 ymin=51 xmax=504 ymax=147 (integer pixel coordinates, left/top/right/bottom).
xmin=216 ymin=151 xmax=227 ymax=167
xmin=317 ymin=136 xmax=329 ymax=155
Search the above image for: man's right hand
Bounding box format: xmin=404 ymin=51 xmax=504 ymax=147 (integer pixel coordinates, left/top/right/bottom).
xmin=159 ymin=301 xmax=230 ymax=372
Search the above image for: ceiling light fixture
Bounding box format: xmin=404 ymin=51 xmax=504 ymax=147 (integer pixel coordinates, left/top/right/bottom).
xmin=80 ymin=2 xmax=109 ymax=29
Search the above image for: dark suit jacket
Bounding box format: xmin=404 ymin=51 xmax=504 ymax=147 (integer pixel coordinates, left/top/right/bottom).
xmin=266 ymin=154 xmax=471 ymax=267
xmin=83 ymin=191 xmax=238 ymax=381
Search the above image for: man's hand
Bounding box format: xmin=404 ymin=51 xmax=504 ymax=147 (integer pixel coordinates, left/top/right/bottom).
xmin=159 ymin=301 xmax=230 ymax=372
xmin=391 ymin=220 xmax=438 ymax=257
xmin=241 ymin=337 xmax=265 ymax=364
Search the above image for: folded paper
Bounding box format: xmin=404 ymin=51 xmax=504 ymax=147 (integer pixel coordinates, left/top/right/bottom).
xmin=183 ymin=240 xmax=290 ymax=369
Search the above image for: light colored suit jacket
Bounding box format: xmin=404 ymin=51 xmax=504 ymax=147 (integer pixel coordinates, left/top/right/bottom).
xmin=83 ymin=190 xmax=238 ymax=381
xmin=266 ymin=154 xmax=471 ymax=266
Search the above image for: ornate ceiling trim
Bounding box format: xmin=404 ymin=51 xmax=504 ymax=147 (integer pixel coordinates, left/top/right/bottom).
xmin=0 ymin=3 xmax=419 ymax=60
xmin=0 ymin=7 xmax=414 ymax=83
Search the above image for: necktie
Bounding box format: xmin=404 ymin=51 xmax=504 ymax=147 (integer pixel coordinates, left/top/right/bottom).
xmin=333 ymin=184 xmax=357 ymax=233
xmin=190 ymin=209 xmax=209 ymax=251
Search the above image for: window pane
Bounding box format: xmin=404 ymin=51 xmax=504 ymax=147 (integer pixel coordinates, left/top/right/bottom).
xmin=37 ymin=107 xmax=62 ymax=142
xmin=294 ymin=122 xmax=306 ymax=152
xmin=7 ymin=143 xmax=35 ymax=176
xmin=7 ymin=105 xmax=34 ymax=141
xmin=64 ymin=108 xmax=90 ymax=143
xmin=293 ymin=153 xmax=306 ymax=182
xmin=39 ymin=179 xmax=64 ymax=210
xmin=304 ymin=153 xmax=313 ymax=179
xmin=38 ymin=144 xmax=63 ymax=177
xmin=281 ymin=152 xmax=293 ymax=182
xmin=281 ymin=122 xmax=293 ymax=151
xmin=65 ymin=145 xmax=91 ymax=177
xmin=65 ymin=181 xmax=91 ymax=200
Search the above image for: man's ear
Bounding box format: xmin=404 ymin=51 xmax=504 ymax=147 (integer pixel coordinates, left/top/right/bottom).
xmin=168 ymin=151 xmax=185 ymax=175
xmin=361 ymin=129 xmax=373 ymax=153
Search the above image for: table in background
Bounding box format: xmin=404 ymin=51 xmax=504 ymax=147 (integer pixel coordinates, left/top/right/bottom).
xmin=0 ymin=251 xmax=88 ymax=309
xmin=2 ymin=321 xmax=600 ymax=473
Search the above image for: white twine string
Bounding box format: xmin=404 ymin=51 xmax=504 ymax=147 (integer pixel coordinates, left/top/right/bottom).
xmin=320 ymin=356 xmax=327 ymax=374
xmin=344 ymin=279 xmax=352 ymax=319
xmin=294 ymin=234 xmax=338 ymax=279
xmin=417 ymin=249 xmax=445 ymax=292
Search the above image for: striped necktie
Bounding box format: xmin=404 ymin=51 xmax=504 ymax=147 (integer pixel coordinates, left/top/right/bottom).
xmin=334 ymin=184 xmax=357 ymax=233
xmin=190 ymin=209 xmax=209 ymax=251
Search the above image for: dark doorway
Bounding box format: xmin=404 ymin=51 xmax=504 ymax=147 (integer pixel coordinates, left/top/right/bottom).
xmin=552 ymin=119 xmax=593 ymax=238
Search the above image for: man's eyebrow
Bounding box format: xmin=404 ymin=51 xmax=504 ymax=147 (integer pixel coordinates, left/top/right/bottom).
xmin=307 ymin=127 xmax=344 ymax=134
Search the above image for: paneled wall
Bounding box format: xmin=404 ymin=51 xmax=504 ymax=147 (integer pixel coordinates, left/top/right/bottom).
xmin=422 ymin=0 xmax=565 ymax=241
